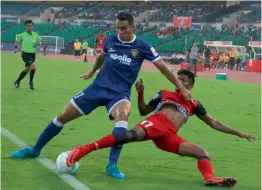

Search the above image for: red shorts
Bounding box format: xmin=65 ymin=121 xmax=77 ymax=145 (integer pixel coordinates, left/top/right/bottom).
xmin=136 ymin=113 xmax=187 ymax=154
xmin=95 ymin=49 xmax=102 ymax=56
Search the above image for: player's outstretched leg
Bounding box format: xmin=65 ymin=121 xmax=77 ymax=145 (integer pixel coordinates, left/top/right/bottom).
xmin=14 ymin=66 xmax=30 ymax=88
xmin=177 ymin=142 xmax=237 ymax=188
xmin=11 ymin=102 xmax=82 ymax=158
xmin=106 ymin=101 xmax=130 ymax=179
xmin=29 ymin=63 xmax=36 ymax=90
xmin=66 ymin=126 xmax=146 ymax=167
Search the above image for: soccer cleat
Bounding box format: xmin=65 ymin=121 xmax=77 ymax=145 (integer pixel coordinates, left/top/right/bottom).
xmin=66 ymin=146 xmax=85 ymax=167
xmin=106 ymin=164 xmax=126 ymax=179
xmin=14 ymin=81 xmax=20 ymax=88
xmin=11 ymin=147 xmax=40 ymax=158
xmin=204 ymin=177 xmax=237 ymax=188
xmin=29 ymin=82 xmax=34 ymax=90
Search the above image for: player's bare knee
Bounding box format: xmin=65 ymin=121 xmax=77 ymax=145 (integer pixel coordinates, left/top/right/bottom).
xmin=132 ymin=126 xmax=146 ymax=141
xmin=115 ymin=110 xmax=129 ymax=121
xmin=198 ymin=148 xmax=209 ymax=157
xmin=30 ymin=63 xmax=36 ymax=70
xmin=111 ymin=101 xmax=131 ymax=121
xmin=24 ymin=66 xmax=30 ymax=72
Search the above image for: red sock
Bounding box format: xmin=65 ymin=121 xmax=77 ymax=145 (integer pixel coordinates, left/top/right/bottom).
xmin=198 ymin=157 xmax=214 ymax=181
xmin=81 ymin=134 xmax=115 ymax=155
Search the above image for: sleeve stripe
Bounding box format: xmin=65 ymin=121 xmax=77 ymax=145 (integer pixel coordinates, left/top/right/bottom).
xmin=152 ymin=56 xmax=161 ymax=63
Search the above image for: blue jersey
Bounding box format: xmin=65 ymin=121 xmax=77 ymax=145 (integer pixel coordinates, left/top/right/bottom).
xmin=93 ymin=35 xmax=161 ymax=94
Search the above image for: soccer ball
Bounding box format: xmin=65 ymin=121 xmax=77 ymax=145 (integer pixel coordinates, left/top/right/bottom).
xmin=56 ymin=151 xmax=80 ymax=174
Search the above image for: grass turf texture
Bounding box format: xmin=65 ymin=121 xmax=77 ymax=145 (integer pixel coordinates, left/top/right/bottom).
xmin=1 ymin=52 xmax=261 ymax=190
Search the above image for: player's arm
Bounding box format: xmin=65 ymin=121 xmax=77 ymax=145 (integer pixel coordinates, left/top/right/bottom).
xmin=195 ymin=103 xmax=257 ymax=141
xmin=91 ymin=52 xmax=106 ymax=72
xmin=154 ymin=58 xmax=191 ymax=101
xmin=15 ymin=34 xmax=22 ymax=49
xmin=36 ymin=33 xmax=41 ymax=45
xmin=142 ymin=44 xmax=191 ymax=101
xmin=81 ymin=38 xmax=108 ymax=79
xmin=135 ymin=79 xmax=161 ymax=116
xmin=91 ymin=37 xmax=109 ymax=72
xmin=15 ymin=34 xmax=23 ymax=52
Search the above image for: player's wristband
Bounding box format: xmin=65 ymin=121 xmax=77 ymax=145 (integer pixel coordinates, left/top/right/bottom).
xmin=138 ymin=92 xmax=144 ymax=99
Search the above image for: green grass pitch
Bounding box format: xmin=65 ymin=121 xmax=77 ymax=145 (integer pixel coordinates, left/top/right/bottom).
xmin=1 ymin=52 xmax=261 ymax=190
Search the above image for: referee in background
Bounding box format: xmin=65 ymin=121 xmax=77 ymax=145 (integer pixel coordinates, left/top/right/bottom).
xmin=14 ymin=20 xmax=41 ymax=90
xmin=74 ymin=39 xmax=81 ymax=61
xmin=82 ymin=39 xmax=88 ymax=62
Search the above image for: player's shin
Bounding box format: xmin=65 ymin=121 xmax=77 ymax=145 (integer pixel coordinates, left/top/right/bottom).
xmin=29 ymin=69 xmax=36 ymax=83
xmin=79 ymin=130 xmax=137 ymax=156
xmin=16 ymin=70 xmax=28 ymax=83
xmin=108 ymin=121 xmax=128 ymax=166
xmin=33 ymin=117 xmax=64 ymax=151
xmin=197 ymin=156 xmax=215 ymax=181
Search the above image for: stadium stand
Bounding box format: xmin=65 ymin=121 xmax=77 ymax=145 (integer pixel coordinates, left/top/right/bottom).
xmin=1 ymin=1 xmax=261 ymax=54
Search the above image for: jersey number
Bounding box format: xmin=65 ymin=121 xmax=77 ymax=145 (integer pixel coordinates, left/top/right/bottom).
xmin=140 ymin=120 xmax=153 ymax=128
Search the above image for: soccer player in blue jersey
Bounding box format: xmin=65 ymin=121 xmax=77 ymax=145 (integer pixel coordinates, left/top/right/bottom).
xmin=12 ymin=12 xmax=191 ymax=179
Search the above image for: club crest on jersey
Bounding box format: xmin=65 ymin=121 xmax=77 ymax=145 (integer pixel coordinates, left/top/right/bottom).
xmin=131 ymin=49 xmax=139 ymax=57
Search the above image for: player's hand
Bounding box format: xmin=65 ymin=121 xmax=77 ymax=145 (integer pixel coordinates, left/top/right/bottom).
xmin=135 ymin=78 xmax=144 ymax=93
xmin=80 ymin=71 xmax=94 ymax=80
xmin=238 ymin=133 xmax=257 ymax=142
xmin=180 ymin=88 xmax=192 ymax=101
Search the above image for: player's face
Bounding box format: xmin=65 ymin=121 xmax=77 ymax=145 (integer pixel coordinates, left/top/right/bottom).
xmin=178 ymin=74 xmax=193 ymax=90
xmin=26 ymin=23 xmax=33 ymax=33
xmin=116 ymin=19 xmax=134 ymax=41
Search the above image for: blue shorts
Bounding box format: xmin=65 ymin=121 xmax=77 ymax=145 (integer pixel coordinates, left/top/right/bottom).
xmin=70 ymin=83 xmax=130 ymax=120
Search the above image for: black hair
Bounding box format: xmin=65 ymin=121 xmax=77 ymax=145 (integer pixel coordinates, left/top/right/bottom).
xmin=25 ymin=20 xmax=33 ymax=26
xmin=117 ymin=12 xmax=134 ymax=25
xmin=177 ymin=69 xmax=195 ymax=85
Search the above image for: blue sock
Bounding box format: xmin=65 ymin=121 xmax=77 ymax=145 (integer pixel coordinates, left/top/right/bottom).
xmin=108 ymin=121 xmax=128 ymax=166
xmin=33 ymin=117 xmax=64 ymax=151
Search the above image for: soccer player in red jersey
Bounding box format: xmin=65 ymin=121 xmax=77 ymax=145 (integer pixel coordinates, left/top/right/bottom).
xmin=94 ymin=29 xmax=106 ymax=56
xmin=67 ymin=69 xmax=256 ymax=187
xmin=94 ymin=29 xmax=106 ymax=72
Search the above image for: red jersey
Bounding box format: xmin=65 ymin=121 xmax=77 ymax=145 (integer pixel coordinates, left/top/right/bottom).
xmin=148 ymin=89 xmax=207 ymax=122
xmin=96 ymin=35 xmax=106 ymax=49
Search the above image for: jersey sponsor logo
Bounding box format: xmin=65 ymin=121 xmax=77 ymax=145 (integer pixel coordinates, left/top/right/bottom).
xmin=110 ymin=54 xmax=132 ymax=65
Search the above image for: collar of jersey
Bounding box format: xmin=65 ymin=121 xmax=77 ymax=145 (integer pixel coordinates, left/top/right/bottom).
xmin=117 ymin=34 xmax=136 ymax=43
xmin=25 ymin=31 xmax=33 ymax=35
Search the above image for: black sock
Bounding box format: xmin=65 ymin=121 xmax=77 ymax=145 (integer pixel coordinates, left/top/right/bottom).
xmin=30 ymin=69 xmax=36 ymax=83
xmin=16 ymin=71 xmax=28 ymax=83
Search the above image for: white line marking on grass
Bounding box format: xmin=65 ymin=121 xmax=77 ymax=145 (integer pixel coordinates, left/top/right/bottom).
xmin=1 ymin=126 xmax=91 ymax=190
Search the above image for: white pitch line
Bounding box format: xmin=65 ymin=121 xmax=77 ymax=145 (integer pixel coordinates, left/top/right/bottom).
xmin=1 ymin=126 xmax=91 ymax=190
